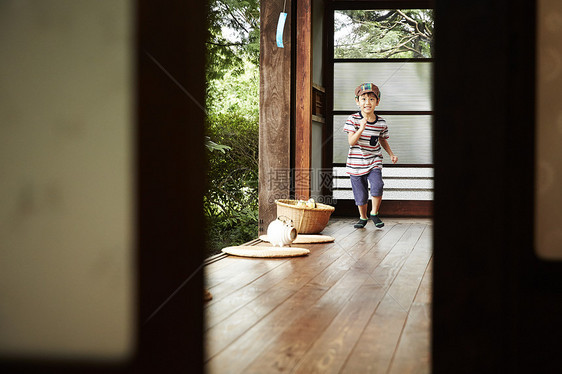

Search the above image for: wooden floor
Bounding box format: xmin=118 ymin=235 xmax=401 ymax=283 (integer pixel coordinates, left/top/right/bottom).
xmin=204 ymin=217 xmax=432 ymax=374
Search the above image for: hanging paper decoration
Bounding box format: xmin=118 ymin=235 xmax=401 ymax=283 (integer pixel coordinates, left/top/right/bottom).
xmin=276 ymin=0 xmax=288 ymax=48
xmin=276 ymin=12 xmax=287 ymax=48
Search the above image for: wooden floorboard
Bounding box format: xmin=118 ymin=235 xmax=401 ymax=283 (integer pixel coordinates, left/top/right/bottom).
xmin=293 ymin=224 xmax=423 ymax=374
xmin=341 ymin=223 xmax=432 ymax=374
xmin=387 ymin=257 xmax=432 ymax=374
xmin=204 ymin=217 xmax=432 ymax=373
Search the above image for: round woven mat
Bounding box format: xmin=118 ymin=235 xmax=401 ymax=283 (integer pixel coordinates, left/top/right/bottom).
xmin=259 ymin=234 xmax=335 ymax=244
xmin=221 ymin=245 xmax=310 ymax=258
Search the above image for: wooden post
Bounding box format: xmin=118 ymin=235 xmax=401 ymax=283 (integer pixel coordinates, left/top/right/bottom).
xmin=137 ymin=0 xmax=206 ymax=371
xmin=259 ymin=0 xmax=292 ymax=233
xmin=295 ymin=0 xmax=313 ymax=200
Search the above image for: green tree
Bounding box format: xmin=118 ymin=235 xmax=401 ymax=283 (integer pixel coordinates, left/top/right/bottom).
xmin=206 ymin=0 xmax=260 ymax=82
xmin=206 ymin=0 xmax=260 ymax=117
xmin=205 ymin=113 xmax=259 ymax=255
xmin=207 ymin=58 xmax=259 ymax=118
xmin=335 ymin=9 xmax=434 ymax=59
xmin=205 ymin=0 xmax=260 ymax=256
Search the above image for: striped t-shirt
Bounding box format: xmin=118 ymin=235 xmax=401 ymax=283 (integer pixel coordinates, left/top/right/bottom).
xmin=343 ymin=112 xmax=389 ymax=176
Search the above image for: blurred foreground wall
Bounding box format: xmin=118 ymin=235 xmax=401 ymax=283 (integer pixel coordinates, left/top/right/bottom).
xmin=0 ymin=0 xmax=134 ymax=361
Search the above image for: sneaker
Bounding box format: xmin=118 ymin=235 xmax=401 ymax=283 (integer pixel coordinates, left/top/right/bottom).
xmin=354 ymin=218 xmax=368 ymax=228
xmin=370 ymin=214 xmax=384 ymax=228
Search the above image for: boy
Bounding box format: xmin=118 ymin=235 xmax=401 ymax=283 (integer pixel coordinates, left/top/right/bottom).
xmin=343 ymin=83 xmax=398 ymax=229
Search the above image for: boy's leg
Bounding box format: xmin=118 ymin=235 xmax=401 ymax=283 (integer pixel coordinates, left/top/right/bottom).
xmin=370 ymin=196 xmax=384 ymax=227
xmin=350 ymin=174 xmax=369 ymax=228
xmin=370 ymin=195 xmax=382 ymax=216
xmin=354 ymin=203 xmax=369 ymax=228
xmin=358 ymin=203 xmax=369 ymax=219
xmin=367 ymin=169 xmax=385 ymax=228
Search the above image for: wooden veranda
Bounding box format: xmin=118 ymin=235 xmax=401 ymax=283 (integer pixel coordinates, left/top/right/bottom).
xmin=204 ymin=218 xmax=432 ymax=373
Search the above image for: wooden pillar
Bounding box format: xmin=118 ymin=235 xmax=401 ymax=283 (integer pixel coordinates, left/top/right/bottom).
xmin=259 ymin=0 xmax=292 ymax=233
xmin=136 ymin=0 xmax=206 ymax=372
xmin=295 ymin=0 xmax=313 ymax=200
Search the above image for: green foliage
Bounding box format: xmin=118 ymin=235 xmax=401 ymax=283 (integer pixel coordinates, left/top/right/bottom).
xmin=206 ymin=0 xmax=260 ymax=82
xmin=204 ymin=0 xmax=260 ymax=257
xmin=205 ymin=136 xmax=232 ymax=153
xmin=206 ymin=59 xmax=259 ymax=118
xmin=204 ymin=112 xmax=259 ymax=256
xmin=335 ymin=9 xmax=434 ymax=59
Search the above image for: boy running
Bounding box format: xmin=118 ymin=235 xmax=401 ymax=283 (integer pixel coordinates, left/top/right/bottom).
xmin=343 ymin=83 xmax=398 ymax=229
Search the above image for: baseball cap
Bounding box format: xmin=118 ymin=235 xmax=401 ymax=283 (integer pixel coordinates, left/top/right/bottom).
xmin=355 ymin=83 xmax=380 ymax=99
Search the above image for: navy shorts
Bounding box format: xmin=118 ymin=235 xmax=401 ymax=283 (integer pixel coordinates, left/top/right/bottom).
xmin=350 ymin=168 xmax=384 ymax=206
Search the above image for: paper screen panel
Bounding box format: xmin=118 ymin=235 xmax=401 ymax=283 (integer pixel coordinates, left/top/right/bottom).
xmin=333 ymin=114 xmax=432 ymax=165
xmin=334 ymin=62 xmax=432 ymax=111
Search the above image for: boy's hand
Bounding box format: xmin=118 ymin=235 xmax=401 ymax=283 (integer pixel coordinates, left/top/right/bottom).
xmin=358 ymin=118 xmax=367 ymax=130
xmin=390 ymin=155 xmax=398 ymax=164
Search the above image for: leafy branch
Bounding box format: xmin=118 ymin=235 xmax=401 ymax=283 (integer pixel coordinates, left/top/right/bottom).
xmin=335 ymin=9 xmax=434 ymax=59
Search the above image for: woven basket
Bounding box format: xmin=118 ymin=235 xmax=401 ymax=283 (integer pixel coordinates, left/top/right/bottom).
xmin=275 ymin=199 xmax=335 ymax=234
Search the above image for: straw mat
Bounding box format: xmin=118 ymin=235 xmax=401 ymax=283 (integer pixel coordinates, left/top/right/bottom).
xmin=259 ymin=234 xmax=335 ymax=244
xmin=221 ymin=245 xmax=310 ymax=258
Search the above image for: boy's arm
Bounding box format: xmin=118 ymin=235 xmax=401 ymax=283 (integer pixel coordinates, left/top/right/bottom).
xmin=379 ymin=138 xmax=398 ymax=164
xmin=347 ymin=118 xmax=367 ymax=146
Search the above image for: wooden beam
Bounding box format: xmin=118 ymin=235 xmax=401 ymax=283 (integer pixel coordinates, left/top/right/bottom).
xmin=259 ymin=0 xmax=292 ymax=233
xmin=295 ymin=0 xmax=313 ymax=200
xmin=333 ymin=200 xmax=433 ymax=217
